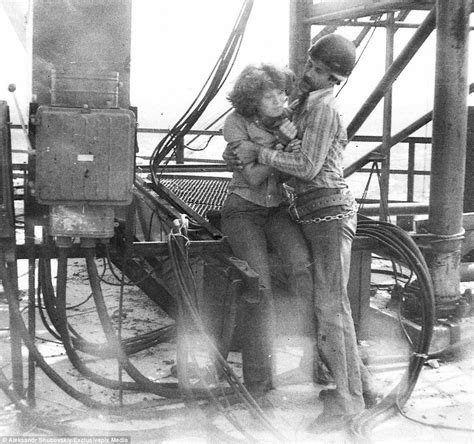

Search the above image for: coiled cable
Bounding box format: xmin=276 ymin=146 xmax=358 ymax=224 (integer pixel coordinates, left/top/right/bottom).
xmin=349 ymin=217 xmax=435 ymax=440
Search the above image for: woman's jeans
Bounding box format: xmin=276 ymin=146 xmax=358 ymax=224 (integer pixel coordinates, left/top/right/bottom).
xmin=302 ymin=212 xmax=365 ymax=415
xmin=221 ymin=194 xmax=313 ymax=392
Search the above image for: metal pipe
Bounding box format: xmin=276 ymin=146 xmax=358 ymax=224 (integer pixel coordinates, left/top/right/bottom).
xmin=427 ymin=0 xmax=470 ymax=314
xmin=312 ymin=24 xmax=340 ymax=44
xmin=358 ymin=202 xmax=429 ymax=216
xmin=347 ymin=8 xmax=436 ymax=140
xmin=380 ymin=13 xmax=396 ymax=221
xmin=289 ymin=0 xmax=312 ymax=84
xmin=304 ymin=1 xmax=423 ymax=24
xmin=343 ymin=20 xmax=474 ymax=30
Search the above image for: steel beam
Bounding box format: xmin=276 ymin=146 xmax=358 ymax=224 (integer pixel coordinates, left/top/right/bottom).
xmin=346 ymin=8 xmax=436 ymax=140
xmin=427 ymin=0 xmax=470 ymax=315
xmin=305 ymin=0 xmax=435 ymax=24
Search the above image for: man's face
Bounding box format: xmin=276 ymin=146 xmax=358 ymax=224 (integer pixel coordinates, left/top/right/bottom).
xmin=300 ymin=58 xmax=341 ymax=93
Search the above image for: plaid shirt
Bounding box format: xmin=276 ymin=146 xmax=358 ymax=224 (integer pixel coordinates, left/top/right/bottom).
xmin=258 ymin=88 xmax=348 ymax=195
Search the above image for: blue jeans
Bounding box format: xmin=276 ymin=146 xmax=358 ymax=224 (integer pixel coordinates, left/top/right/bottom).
xmin=302 ymin=212 xmax=365 ymax=415
xmin=221 ymin=193 xmax=313 ymax=391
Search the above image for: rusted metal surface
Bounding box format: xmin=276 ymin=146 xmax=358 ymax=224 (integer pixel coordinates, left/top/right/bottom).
xmin=49 ymin=205 xmax=115 ymax=238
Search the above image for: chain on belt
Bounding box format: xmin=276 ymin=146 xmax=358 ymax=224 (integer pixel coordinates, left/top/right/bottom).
xmin=296 ymin=208 xmax=357 ymax=224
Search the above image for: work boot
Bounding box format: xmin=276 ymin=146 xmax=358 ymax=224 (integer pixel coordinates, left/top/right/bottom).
xmin=306 ymin=411 xmax=354 ymax=434
xmin=319 ymin=387 xmax=381 ymax=409
xmin=308 ymin=390 xmax=355 ymax=434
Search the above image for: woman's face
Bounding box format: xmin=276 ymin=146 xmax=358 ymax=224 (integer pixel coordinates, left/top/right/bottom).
xmin=257 ymin=88 xmax=286 ymax=118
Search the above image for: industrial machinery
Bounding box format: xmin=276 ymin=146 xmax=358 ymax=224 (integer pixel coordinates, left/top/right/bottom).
xmin=0 ymin=0 xmax=472 ymax=441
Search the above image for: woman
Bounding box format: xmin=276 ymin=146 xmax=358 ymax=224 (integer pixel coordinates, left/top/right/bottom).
xmin=220 ymin=63 xmax=314 ymax=398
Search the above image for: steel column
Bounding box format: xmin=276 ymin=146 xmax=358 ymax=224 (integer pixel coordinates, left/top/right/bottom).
xmin=428 ymin=0 xmax=470 ymax=314
xmin=380 ymin=13 xmax=395 ymax=221
xmin=289 ymin=0 xmax=312 ymax=91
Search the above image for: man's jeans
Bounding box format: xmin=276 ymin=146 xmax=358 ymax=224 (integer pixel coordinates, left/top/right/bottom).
xmin=302 ymin=212 xmax=365 ymax=415
xmin=221 ymin=194 xmax=313 ymax=391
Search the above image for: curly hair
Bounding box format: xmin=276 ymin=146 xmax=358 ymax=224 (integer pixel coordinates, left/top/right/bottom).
xmin=227 ymin=63 xmax=295 ymax=118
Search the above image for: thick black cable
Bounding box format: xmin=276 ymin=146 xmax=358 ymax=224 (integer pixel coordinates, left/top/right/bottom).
xmin=149 ymin=0 xmax=253 ymax=179
xmin=86 ymin=242 xmax=260 ymax=441
xmin=167 ymin=229 xmax=287 ymax=442
xmin=0 ymin=364 xmax=231 ymax=439
xmin=84 ymin=246 xmax=233 ymax=401
xmin=39 ymin=257 xmax=175 ymax=358
xmin=167 ymin=235 xmax=264 ymax=443
xmin=36 ymin=281 xmax=61 ymax=341
xmin=54 ymin=248 xmax=145 ymax=392
xmin=348 ymin=218 xmax=435 ymax=440
xmin=0 ymin=257 xmax=158 ymax=412
xmin=84 ymin=246 xmax=184 ymax=398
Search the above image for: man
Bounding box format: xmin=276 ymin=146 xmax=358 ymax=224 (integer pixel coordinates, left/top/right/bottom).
xmin=229 ymin=34 xmax=376 ymax=432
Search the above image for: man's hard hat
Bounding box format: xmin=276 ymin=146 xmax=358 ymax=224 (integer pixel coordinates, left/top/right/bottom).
xmin=308 ymin=34 xmax=356 ymax=81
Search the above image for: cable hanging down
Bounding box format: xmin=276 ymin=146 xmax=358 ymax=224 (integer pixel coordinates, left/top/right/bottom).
xmin=349 ymin=216 xmax=435 ymax=440
xmin=149 ymin=0 xmax=254 ymax=181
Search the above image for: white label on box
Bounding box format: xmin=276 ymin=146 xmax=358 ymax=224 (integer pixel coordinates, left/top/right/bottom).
xmin=78 ymin=154 xmax=94 ymax=162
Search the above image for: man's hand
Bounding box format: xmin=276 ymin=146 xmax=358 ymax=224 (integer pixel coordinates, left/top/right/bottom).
xmin=283 ymin=138 xmax=301 ymax=153
xmin=234 ymin=140 xmax=259 ymax=164
xmin=222 ymin=143 xmax=243 ymax=171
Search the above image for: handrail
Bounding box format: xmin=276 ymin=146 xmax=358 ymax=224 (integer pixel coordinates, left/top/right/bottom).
xmin=345 ymin=83 xmax=474 ymax=177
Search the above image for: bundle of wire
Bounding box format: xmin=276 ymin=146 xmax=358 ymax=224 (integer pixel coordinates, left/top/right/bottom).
xmin=149 ymin=0 xmax=254 ymax=182
xmin=0 ymin=252 xmax=260 ymax=441
xmin=349 ymin=216 xmax=435 ymax=440
xmin=37 ymin=257 xmax=175 ymax=359
xmin=167 ymin=221 xmax=287 ymax=442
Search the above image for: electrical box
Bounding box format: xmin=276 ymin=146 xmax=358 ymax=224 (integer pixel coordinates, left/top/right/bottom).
xmin=49 ymin=205 xmax=115 ymax=238
xmin=34 ymin=106 xmax=136 ymax=206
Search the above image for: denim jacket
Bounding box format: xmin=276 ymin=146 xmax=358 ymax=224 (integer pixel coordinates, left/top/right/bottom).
xmin=223 ymin=111 xmax=284 ymax=207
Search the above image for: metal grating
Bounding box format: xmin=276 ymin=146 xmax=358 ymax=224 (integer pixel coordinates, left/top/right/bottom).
xmin=160 ymin=177 xmax=230 ymax=217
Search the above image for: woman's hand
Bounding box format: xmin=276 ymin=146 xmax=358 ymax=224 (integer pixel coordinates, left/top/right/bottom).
xmin=222 ymin=143 xmax=243 ymax=171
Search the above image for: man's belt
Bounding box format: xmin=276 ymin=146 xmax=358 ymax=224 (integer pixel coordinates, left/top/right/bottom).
xmin=289 ymin=188 xmax=353 ymax=220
